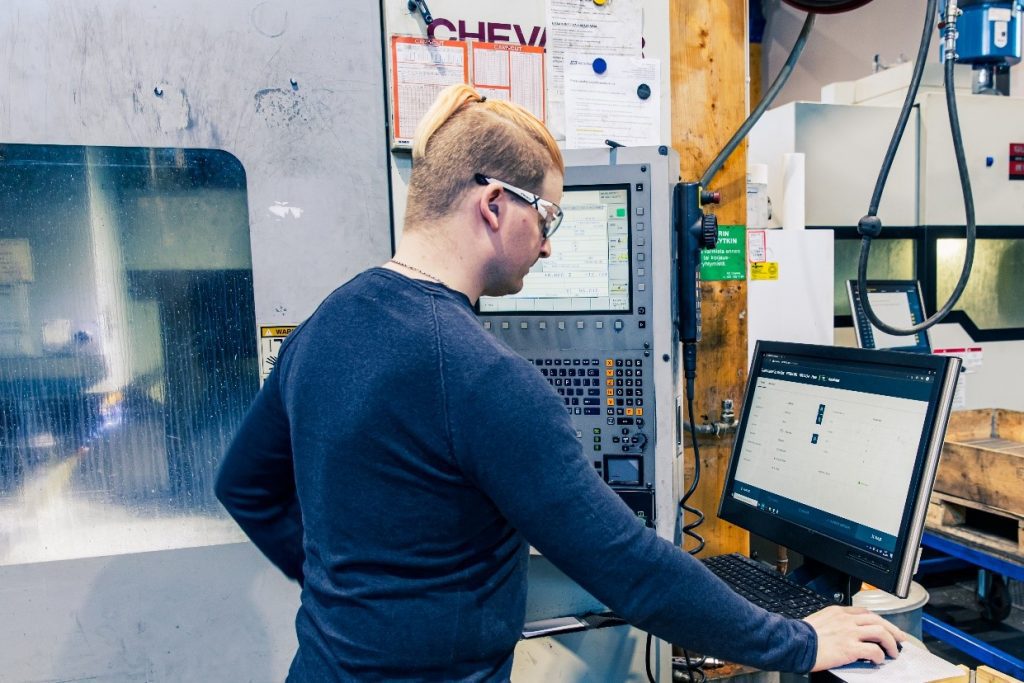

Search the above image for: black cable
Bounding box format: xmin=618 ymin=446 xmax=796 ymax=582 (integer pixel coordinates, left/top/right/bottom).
xmin=856 ymin=0 xmax=976 ymax=336
xmin=681 ymin=344 xmax=705 ymax=555
xmin=646 ymin=630 xmax=655 ymax=683
xmin=677 ymin=342 xmax=707 ymax=681
xmin=700 ymin=12 xmax=816 ymax=189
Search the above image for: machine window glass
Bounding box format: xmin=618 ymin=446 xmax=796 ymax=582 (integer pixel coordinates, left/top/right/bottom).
xmin=0 ymin=144 xmax=255 ymax=566
xmin=937 ymin=238 xmax=1024 ymax=330
xmin=833 ymin=238 xmax=915 ymax=316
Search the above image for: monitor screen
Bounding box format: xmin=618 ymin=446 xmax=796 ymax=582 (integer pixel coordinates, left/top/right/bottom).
xmin=478 ymin=185 xmax=631 ymax=313
xmin=847 ymin=280 xmax=930 ymax=353
xmin=718 ymin=341 xmax=960 ymax=596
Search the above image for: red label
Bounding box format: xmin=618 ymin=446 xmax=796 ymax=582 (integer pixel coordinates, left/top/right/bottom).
xmin=1011 ymin=160 xmax=1024 ymax=178
xmin=1011 ymin=142 xmax=1024 ymax=157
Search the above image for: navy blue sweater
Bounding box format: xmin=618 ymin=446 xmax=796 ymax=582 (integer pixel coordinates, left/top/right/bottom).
xmin=216 ymin=268 xmax=817 ymax=681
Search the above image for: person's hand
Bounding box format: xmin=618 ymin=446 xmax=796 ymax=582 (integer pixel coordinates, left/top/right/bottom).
xmin=803 ymin=605 xmax=907 ymax=671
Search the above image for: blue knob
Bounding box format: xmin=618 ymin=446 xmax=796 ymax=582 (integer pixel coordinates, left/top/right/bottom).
xmin=986 ymin=156 xmax=995 ymax=167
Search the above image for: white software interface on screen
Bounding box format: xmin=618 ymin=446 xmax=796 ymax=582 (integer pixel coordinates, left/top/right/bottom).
xmin=734 ymin=377 xmax=929 ymax=536
xmin=478 ymin=188 xmax=630 ymax=312
xmin=866 ymin=292 xmax=917 ymax=349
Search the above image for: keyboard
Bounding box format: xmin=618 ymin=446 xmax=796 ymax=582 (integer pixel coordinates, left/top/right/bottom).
xmin=702 ymin=553 xmax=833 ymax=619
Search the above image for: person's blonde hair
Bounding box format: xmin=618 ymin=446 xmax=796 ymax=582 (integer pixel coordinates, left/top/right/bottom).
xmin=405 ymin=84 xmax=563 ymax=228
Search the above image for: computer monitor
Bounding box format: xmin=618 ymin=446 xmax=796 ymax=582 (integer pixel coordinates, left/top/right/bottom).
xmin=847 ymin=280 xmax=931 ymax=353
xmin=718 ymin=341 xmax=961 ymax=597
xmin=478 ymin=185 xmax=631 ymax=314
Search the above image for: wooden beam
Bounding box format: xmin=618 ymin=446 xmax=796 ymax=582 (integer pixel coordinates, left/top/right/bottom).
xmin=671 ymin=0 xmax=750 ymax=558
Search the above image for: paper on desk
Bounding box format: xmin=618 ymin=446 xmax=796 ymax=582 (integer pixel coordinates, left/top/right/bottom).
xmin=545 ymin=0 xmax=642 ymax=138
xmin=830 ymin=642 xmax=964 ymax=683
xmin=564 ymin=57 xmax=660 ymax=150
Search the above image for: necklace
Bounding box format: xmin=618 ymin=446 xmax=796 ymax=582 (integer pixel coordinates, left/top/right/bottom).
xmin=389 ymin=259 xmax=447 ymax=288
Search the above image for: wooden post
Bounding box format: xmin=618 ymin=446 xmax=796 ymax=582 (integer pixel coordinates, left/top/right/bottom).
xmin=670 ymin=0 xmax=751 ymax=558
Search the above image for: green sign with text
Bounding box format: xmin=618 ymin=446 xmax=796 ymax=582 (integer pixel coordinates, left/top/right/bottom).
xmin=699 ymin=225 xmax=746 ymax=281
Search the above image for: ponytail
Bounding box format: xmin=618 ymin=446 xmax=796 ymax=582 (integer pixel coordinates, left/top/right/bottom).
xmin=412 ymin=84 xmax=487 ymax=161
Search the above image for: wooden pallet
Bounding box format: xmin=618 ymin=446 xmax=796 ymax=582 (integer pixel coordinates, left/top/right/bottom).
xmin=936 ymin=664 xmax=1024 ymax=683
xmin=936 ymin=410 xmax=1024 ymax=516
xmin=927 ymin=492 xmax=1024 ymax=559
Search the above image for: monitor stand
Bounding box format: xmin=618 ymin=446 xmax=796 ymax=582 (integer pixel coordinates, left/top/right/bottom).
xmin=789 ymin=557 xmax=861 ymax=607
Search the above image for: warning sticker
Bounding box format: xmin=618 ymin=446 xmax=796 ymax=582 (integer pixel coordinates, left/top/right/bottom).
xmin=259 ymin=325 xmax=297 ymax=385
xmin=750 ymin=261 xmax=779 ymax=281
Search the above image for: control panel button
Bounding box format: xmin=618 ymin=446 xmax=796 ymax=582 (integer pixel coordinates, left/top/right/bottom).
xmin=483 ymin=321 xmax=492 ymax=330
xmin=636 ymin=207 xmax=644 ymax=215
xmin=558 ymin=321 xmax=565 ymax=330
xmin=637 ymin=222 xmax=645 ymax=231
xmin=595 ymin=321 xmax=604 ymax=329
xmin=614 ymin=320 xmax=624 ymax=331
xmin=539 ymin=322 xmax=547 ymax=330
xmin=520 ymin=321 xmax=528 ymax=329
xmin=576 ymin=320 xmax=584 ymax=329
xmin=501 ymin=321 xmax=510 ymax=329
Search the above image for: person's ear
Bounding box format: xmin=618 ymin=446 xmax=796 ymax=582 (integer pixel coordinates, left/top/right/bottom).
xmin=479 ymin=185 xmax=502 ymax=231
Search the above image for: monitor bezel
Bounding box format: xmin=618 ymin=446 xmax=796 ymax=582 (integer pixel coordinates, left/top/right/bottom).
xmin=846 ymin=279 xmax=931 ymax=353
xmin=476 ymin=183 xmax=633 ymax=316
xmin=717 ymin=340 xmax=960 ymax=597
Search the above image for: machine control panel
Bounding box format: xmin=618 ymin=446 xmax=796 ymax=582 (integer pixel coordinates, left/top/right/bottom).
xmin=479 ymin=159 xmax=667 ymax=527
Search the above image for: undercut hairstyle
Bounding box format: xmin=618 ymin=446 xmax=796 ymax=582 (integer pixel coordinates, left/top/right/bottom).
xmin=405 ymin=84 xmax=563 ymax=229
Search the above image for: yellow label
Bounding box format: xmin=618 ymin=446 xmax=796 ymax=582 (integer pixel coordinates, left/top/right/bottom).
xmin=261 ymin=326 xmax=297 ymax=338
xmin=750 ymin=262 xmax=779 ymax=281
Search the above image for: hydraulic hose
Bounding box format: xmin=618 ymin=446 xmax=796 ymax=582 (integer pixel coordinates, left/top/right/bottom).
xmin=700 ymin=13 xmax=816 ymax=189
xmin=857 ymin=0 xmax=977 ymax=335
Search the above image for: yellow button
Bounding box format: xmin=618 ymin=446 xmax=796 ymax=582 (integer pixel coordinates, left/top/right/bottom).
xmin=605 ymin=359 xmax=614 ymax=367
xmin=636 ymin=408 xmax=644 ymax=416
xmin=625 ymin=408 xmax=634 ymax=416
xmin=606 ymin=388 xmax=614 ymax=396
xmin=594 ymin=0 xmax=607 ymax=5
xmin=606 ymin=369 xmax=614 ymax=377
xmin=607 ymin=398 xmax=614 ymax=406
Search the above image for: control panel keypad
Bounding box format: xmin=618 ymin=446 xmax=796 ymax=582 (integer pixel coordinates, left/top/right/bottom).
xmin=530 ymin=356 xmax=648 ymax=449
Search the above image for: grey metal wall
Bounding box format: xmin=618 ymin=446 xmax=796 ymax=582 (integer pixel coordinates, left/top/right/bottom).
xmin=0 ymin=1 xmax=390 ymax=681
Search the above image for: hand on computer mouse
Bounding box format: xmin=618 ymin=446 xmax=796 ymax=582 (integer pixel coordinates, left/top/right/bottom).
xmin=803 ymin=605 xmax=906 ymax=672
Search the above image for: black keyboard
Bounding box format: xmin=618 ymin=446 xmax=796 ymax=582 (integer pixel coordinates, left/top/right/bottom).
xmin=703 ymin=553 xmax=833 ymax=619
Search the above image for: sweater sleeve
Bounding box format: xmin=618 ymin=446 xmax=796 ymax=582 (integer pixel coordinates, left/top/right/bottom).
xmin=215 ymin=366 xmax=305 ymax=584
xmin=449 ymin=354 xmax=817 ymax=674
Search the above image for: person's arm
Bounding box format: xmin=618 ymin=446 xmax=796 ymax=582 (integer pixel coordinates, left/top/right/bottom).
xmin=215 ymin=367 xmax=305 ymax=584
xmin=451 ymin=356 xmax=816 ymax=671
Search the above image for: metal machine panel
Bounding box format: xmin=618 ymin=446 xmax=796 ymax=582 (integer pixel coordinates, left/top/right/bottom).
xmin=919 ymin=92 xmax=1024 ymax=226
xmin=748 ymin=101 xmax=919 ymax=228
xmin=0 ymin=2 xmax=388 ymax=682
